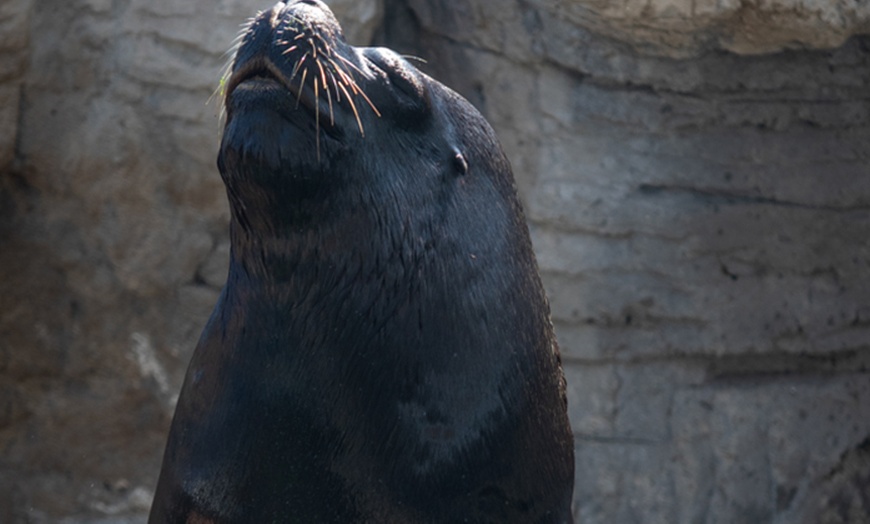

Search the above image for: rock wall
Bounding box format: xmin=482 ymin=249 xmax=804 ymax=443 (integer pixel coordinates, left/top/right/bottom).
xmin=387 ymin=2 xmax=870 ymax=522
xmin=0 ymin=1 xmax=382 ymax=521
xmin=0 ymin=0 xmax=868 ymax=522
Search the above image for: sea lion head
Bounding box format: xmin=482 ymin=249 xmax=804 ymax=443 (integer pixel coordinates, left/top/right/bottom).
xmin=217 ymin=0 xmax=512 ymax=251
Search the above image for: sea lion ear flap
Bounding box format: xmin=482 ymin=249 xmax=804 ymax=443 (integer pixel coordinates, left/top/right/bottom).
xmin=362 ymin=48 xmax=431 ymax=123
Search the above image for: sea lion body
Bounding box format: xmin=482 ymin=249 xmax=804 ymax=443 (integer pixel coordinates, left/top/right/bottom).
xmin=149 ymin=1 xmax=574 ymax=522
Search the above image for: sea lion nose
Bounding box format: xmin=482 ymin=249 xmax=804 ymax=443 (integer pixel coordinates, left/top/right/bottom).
xmin=273 ymin=0 xmax=327 ymax=26
xmin=279 ymin=0 xmax=325 ymax=11
xmin=269 ymin=3 xmax=285 ymax=29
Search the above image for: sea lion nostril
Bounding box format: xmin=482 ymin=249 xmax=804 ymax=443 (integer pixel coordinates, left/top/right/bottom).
xmin=270 ymin=2 xmax=286 ymax=19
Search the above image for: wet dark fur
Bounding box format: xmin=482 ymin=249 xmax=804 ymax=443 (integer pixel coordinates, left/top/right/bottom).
xmin=149 ymin=1 xmax=574 ymax=522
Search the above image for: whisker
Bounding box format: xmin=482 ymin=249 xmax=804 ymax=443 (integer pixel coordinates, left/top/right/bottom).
xmin=326 ymin=57 xmax=380 ymax=116
xmin=229 ymin=33 xmax=247 ymax=47
xmin=290 ymin=53 xmax=308 ymax=83
xmin=352 ymin=84 xmax=381 ymax=117
xmin=335 ymin=54 xmax=367 ymax=78
xmin=337 ymin=81 xmax=365 ymax=137
xmin=316 ymin=57 xmax=328 ymax=88
xmin=327 ymin=59 xmax=365 ymax=103
xmin=330 ymin=60 xmax=371 ymax=113
xmin=327 ymin=68 xmax=341 ymax=104
xmin=326 ymin=57 xmax=353 ymax=86
xmin=332 ymin=67 xmax=379 ymax=117
xmin=325 ymin=81 xmax=335 ymax=126
xmin=345 ymin=76 xmax=361 ymax=95
xmin=317 ymin=61 xmax=335 ymax=125
xmin=210 ymin=55 xmax=238 ymax=113
xmin=276 ymin=14 xmax=301 ymax=39
xmin=314 ymin=76 xmax=321 ymax=161
xmin=296 ymin=67 xmax=308 ymax=109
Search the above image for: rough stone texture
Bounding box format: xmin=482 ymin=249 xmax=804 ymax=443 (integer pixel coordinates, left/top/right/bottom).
xmin=0 ymin=0 xmax=31 ymax=172
xmin=329 ymin=0 xmax=385 ymax=46
xmin=0 ymin=0 xmax=868 ymax=522
xmin=0 ymin=1 xmax=381 ymax=522
xmin=391 ymin=1 xmax=870 ymax=522
xmin=539 ymin=0 xmax=870 ymax=57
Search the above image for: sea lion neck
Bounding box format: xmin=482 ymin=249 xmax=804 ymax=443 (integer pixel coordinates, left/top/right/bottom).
xmin=221 ymin=179 xmax=359 ymax=284
xmin=225 ymin=214 xmax=348 ymax=285
xmin=221 ymin=162 xmax=387 ymax=288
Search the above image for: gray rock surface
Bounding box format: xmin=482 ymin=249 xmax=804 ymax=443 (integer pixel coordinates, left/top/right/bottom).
xmin=1 ymin=0 xmax=868 ymax=522
xmin=394 ymin=2 xmax=870 ymax=521
xmin=0 ymin=0 xmax=31 ymax=172
xmin=538 ymin=0 xmax=870 ymax=56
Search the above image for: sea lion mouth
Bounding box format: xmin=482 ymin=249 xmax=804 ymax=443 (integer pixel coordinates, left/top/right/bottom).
xmin=225 ymin=56 xmax=342 ymax=141
xmin=225 ymin=59 xmax=290 ymax=101
xmin=225 ymin=57 xmax=323 ymax=119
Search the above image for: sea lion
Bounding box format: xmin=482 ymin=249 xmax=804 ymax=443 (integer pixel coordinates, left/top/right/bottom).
xmin=148 ymin=0 xmax=574 ymax=522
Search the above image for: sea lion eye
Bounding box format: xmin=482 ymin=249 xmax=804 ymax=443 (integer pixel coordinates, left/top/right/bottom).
xmin=453 ymin=151 xmax=468 ymax=176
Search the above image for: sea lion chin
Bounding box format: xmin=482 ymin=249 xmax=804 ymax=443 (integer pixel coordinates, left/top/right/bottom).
xmin=149 ymin=1 xmax=575 ymax=522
